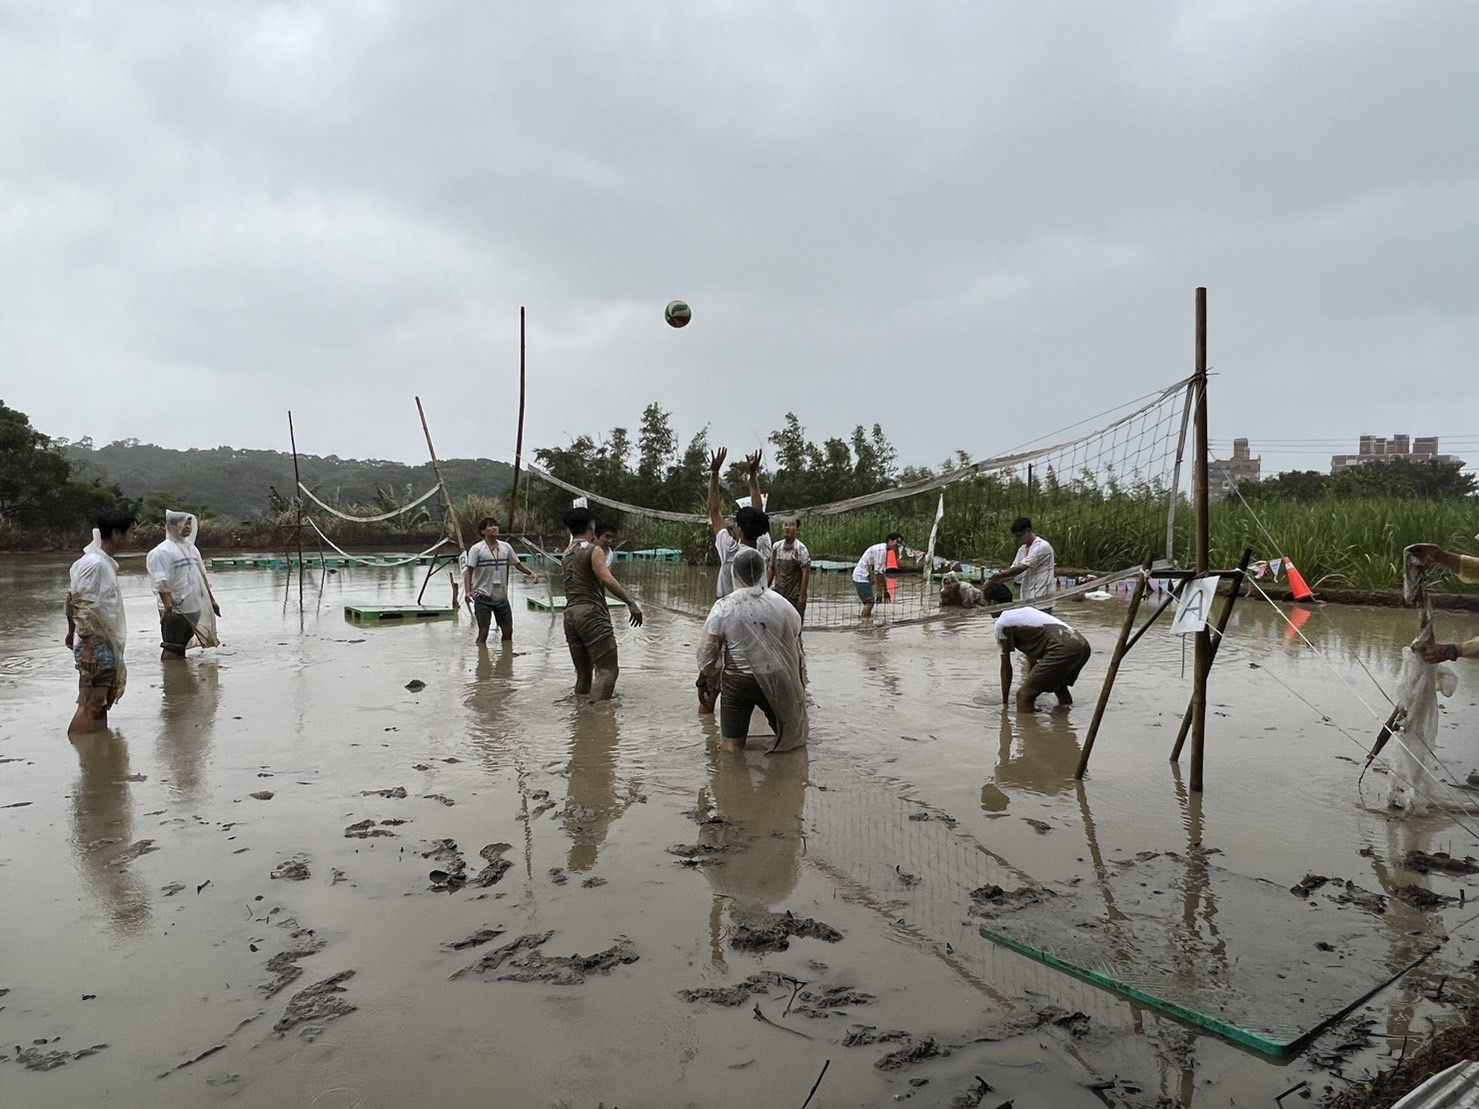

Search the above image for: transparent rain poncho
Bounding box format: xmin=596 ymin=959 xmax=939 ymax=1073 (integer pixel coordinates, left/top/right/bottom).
xmin=1388 ymin=548 xmax=1458 ymax=812
xmin=146 ymin=510 xmax=218 ymax=648
xmin=699 ymin=547 xmax=809 ymax=752
xmin=69 ymin=528 xmax=129 ymax=695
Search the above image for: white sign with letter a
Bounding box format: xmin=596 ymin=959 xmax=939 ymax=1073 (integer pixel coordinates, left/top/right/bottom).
xmin=1169 ymin=576 xmax=1219 ymax=635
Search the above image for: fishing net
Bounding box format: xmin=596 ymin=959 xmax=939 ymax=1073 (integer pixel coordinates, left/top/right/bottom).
xmin=517 ymin=376 xmax=1195 ymax=629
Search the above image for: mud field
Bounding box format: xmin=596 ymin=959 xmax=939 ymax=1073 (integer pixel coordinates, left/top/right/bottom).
xmin=4 ymin=556 xmax=1479 ymax=1108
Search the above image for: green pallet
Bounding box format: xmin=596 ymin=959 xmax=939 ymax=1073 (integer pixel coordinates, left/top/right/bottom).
xmin=527 ymin=595 xmax=628 ymax=612
xmin=344 ymin=604 xmax=457 ymax=624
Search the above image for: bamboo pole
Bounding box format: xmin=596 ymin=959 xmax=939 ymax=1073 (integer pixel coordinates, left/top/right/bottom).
xmin=1191 ymin=287 xmax=1210 ymax=791
xmin=288 ymin=410 xmax=305 ymax=613
xmin=415 ymin=397 xmax=466 ymax=606
xmin=506 ymin=306 xmax=527 ymax=533
xmin=1171 ymin=547 xmax=1253 ymax=762
xmin=1075 ymin=557 xmax=1153 ymax=779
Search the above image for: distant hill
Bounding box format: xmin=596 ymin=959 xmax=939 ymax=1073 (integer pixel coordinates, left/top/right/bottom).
xmin=63 ymin=440 xmax=513 ymax=521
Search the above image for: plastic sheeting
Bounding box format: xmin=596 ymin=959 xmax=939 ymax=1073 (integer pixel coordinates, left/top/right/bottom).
xmin=698 ymin=548 xmax=808 ymax=752
xmin=147 ymin=511 xmax=218 ymax=648
xmin=69 ymin=529 xmax=129 ymax=695
xmin=1389 ymin=549 xmax=1458 ymax=812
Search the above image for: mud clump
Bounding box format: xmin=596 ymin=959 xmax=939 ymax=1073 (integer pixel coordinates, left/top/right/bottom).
xmin=444 ymin=927 xmax=506 ymax=951
xmin=967 ymin=883 xmax=1054 ymax=915
xmin=1291 ymin=874 xmax=1330 ymax=898
xmin=110 ymin=839 xmax=158 ymax=867
xmin=730 ymin=911 xmax=843 ymax=953
xmin=423 ymin=794 xmax=455 ymax=807
xmin=1405 ymin=851 xmax=1479 ymax=876
xmin=875 ymin=1037 xmax=947 ymax=1070
xmin=12 ymin=1042 xmax=108 ymax=1071
xmin=273 ymin=970 xmax=356 ymax=1034
xmin=794 ymin=985 xmax=876 ymax=1018
xmin=344 ymin=820 xmax=396 ymax=839
xmin=679 ymin=972 xmax=789 ymax=1007
xmin=1331 ymin=880 xmax=1387 ymax=914
xmin=249 ymin=791 xmax=274 ymax=801
xmin=669 ymin=843 xmax=728 ymax=867
xmin=361 ymin=787 xmax=407 ymax=799
xmin=262 ymin=941 xmax=326 ymax=997
xmin=843 ymin=1025 xmax=912 ymax=1047
xmin=404 ymin=680 xmax=426 ymax=692
xmin=471 ymin=843 xmax=512 ymax=887
xmin=1393 ymin=884 xmax=1448 ymax=911
xmin=452 ymin=932 xmax=639 ymax=985
xmin=270 ymin=859 xmax=310 ymax=882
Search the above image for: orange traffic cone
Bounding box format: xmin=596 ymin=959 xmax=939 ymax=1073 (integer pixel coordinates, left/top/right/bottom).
xmin=1285 ymin=558 xmax=1316 ymax=602
xmin=887 ymin=549 xmax=899 ymax=571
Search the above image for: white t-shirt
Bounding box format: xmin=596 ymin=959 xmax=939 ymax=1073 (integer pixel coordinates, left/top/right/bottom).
xmin=852 ymin=542 xmax=890 ymax=584
xmin=1012 ymin=536 xmax=1056 ymax=604
xmin=994 ymin=605 xmax=1067 ymax=644
xmin=467 ymin=539 xmax=518 ymax=600
xmin=716 ymin=530 xmax=774 ymax=597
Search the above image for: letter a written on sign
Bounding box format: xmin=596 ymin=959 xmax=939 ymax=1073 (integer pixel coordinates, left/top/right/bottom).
xmin=1170 ymin=576 xmax=1219 ymax=635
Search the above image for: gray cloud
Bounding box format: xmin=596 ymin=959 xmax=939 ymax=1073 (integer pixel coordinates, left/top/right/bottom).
xmin=3 ymin=1 xmax=1477 ymax=478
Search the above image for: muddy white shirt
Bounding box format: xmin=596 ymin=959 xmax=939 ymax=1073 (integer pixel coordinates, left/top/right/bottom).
xmin=467 ymin=540 xmax=518 ymax=600
xmin=69 ymin=547 xmax=127 ymax=649
xmin=1012 ymin=536 xmax=1056 ymax=605
xmin=716 ymin=530 xmax=774 ymax=597
xmin=993 ymin=605 xmax=1067 ymax=645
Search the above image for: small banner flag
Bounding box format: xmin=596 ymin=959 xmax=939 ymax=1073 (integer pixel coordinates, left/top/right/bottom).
xmin=1170 ymin=576 xmax=1219 ymax=635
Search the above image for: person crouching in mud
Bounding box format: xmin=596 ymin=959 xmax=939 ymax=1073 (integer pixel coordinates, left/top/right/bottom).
xmin=66 ymin=514 xmax=135 ymax=734
xmin=940 ymin=572 xmax=1013 ymax=610
xmin=561 ymin=507 xmax=643 ymax=700
xmin=996 ymin=606 xmax=1092 ymax=712
xmin=698 ymin=547 xmax=808 ymax=753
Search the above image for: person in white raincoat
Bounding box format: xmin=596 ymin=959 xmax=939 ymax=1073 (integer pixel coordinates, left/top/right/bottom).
xmin=66 ymin=514 xmax=135 ymax=733
xmin=146 ymin=510 xmax=220 ymax=659
xmin=698 ymin=547 xmax=808 ymax=754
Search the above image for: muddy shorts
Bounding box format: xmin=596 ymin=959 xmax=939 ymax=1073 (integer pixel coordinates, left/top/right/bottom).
xmin=160 ymin=610 xmax=199 ymax=657
xmin=853 ymin=580 xmax=875 ymax=604
xmin=563 ymin=602 xmax=617 ymax=669
xmin=1020 ymin=626 xmax=1092 ymax=695
xmin=74 ymin=639 xmax=119 ymax=693
xmin=720 ymin=671 xmax=778 ymax=740
xmin=474 ymin=593 xmax=513 ymax=631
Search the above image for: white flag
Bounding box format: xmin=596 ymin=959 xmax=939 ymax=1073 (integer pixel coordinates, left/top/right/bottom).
xmin=923 ymin=494 xmax=945 ymax=591
xmin=1169 ymin=576 xmax=1219 ymax=635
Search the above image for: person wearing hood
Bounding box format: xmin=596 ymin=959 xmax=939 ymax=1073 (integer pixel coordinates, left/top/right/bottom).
xmin=66 ymin=513 xmax=135 ymax=733
xmin=698 ymin=547 xmax=808 ymax=753
xmin=146 ymin=510 xmax=221 ymax=660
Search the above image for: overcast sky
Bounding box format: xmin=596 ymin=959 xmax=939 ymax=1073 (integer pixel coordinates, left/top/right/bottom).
xmin=4 ymin=1 xmax=1477 ymax=480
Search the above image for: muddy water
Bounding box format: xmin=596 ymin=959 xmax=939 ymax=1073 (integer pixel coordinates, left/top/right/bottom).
xmin=3 ymin=554 xmax=1479 ymax=1107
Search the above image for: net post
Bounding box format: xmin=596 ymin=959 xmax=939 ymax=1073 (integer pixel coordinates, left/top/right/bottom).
xmin=1171 ymin=547 xmax=1252 ymax=761
xmin=1076 ymin=556 xmax=1153 ymax=780
xmin=287 ymin=410 xmax=305 ymax=615
xmin=1191 ymin=287 xmax=1210 ymax=792
xmin=507 ymin=306 xmax=527 ymax=533
xmin=415 ymin=396 xmax=467 ymax=606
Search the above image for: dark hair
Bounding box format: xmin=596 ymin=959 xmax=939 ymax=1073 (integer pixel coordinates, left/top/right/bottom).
xmin=983 ymin=582 xmax=1014 ymax=605
xmin=563 ymin=506 xmax=594 ymax=535
xmin=1010 ymin=516 xmax=1033 ymax=536
xmin=595 ymin=521 xmax=617 ymax=537
xmin=885 ymin=531 xmax=904 ymax=543
xmin=735 ymin=505 xmax=770 ymax=543
xmin=96 ymin=513 xmax=136 ymax=539
xmin=476 ymin=516 xmax=500 ymax=532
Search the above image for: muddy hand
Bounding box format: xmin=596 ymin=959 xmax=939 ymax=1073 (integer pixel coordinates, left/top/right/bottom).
xmin=745 ymin=450 xmax=762 ymax=474
xmin=1423 ymin=642 xmax=1461 ymax=664
xmin=709 ymin=447 xmax=727 ymax=474
xmin=628 ymin=605 xmax=644 ymax=628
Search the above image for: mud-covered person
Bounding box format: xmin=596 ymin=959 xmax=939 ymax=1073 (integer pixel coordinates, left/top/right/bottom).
xmin=65 ymin=513 xmax=135 ymax=734
xmin=699 ymin=447 xmax=771 ymax=712
xmin=940 ymin=573 xmax=1012 ymax=610
xmin=561 ymin=507 xmax=643 ymax=700
xmin=465 ymin=517 xmax=539 ymax=645
xmin=146 ymin=510 xmax=221 ymax=661
xmin=768 ymin=517 xmax=811 ymax=618
xmin=1409 ymin=544 xmax=1479 ymax=661
xmin=699 ymin=547 xmax=808 ymax=753
xmin=995 ymin=606 xmax=1092 ymax=712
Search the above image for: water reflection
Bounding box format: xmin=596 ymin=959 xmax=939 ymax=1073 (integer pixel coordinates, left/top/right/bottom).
xmin=466 ymin=645 xmax=516 ymax=754
xmin=69 ymin=732 xmax=151 ymax=936
xmin=991 ymin=712 xmax=1084 ymax=798
xmin=564 ymin=703 xmax=622 ymax=873
xmin=157 ymin=661 xmax=222 ymax=802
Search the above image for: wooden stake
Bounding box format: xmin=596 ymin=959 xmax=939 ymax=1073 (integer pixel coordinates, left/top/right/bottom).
xmin=1171 ymin=547 xmax=1252 ymax=761
xmin=1076 ymin=557 xmax=1153 ymax=779
xmin=288 ymin=410 xmax=305 ymax=614
xmin=506 ymin=306 xmax=527 ymax=532
xmin=1191 ymin=287 xmax=1210 ymax=792
xmin=416 ymin=396 xmax=466 ymax=552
